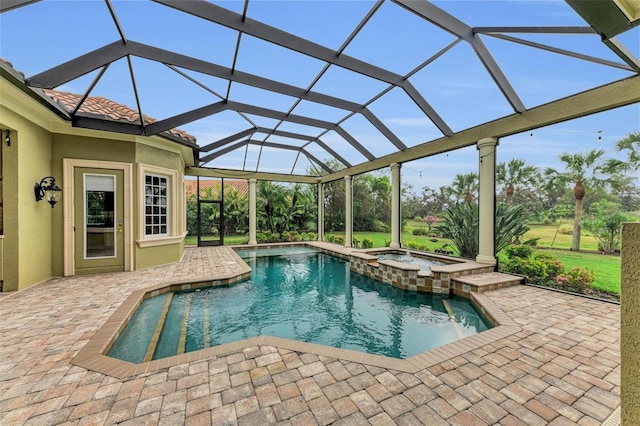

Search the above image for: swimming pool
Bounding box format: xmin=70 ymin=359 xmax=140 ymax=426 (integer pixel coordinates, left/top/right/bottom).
xmin=108 ymin=248 xmax=491 ymax=363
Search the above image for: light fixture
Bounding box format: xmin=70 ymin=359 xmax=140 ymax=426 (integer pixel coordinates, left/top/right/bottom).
xmin=4 ymin=130 xmax=10 ymax=147
xmin=34 ymin=176 xmax=62 ymax=208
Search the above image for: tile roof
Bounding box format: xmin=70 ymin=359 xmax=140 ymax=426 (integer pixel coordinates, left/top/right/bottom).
xmin=185 ymin=179 xmax=248 ymax=198
xmin=43 ymin=89 xmax=196 ymax=143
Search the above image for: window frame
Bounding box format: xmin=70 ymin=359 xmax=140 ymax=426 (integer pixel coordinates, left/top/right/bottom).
xmin=137 ymin=163 xmax=184 ymax=247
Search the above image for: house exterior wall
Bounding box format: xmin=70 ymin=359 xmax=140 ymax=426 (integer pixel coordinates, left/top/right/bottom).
xmin=1 ymin=77 xmax=193 ymax=291
xmin=0 ymin=105 xmax=54 ymax=291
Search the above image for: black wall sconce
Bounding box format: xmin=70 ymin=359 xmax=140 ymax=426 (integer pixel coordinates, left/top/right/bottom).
xmin=4 ymin=130 xmax=10 ymax=147
xmin=34 ymin=176 xmax=62 ymax=208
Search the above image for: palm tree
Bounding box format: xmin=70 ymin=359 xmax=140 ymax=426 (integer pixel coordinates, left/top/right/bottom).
xmin=615 ymin=131 xmax=640 ymax=170
xmin=546 ymin=149 xmax=622 ymax=251
xmin=496 ymin=159 xmax=539 ymax=204
xmin=449 ymin=172 xmax=478 ymax=203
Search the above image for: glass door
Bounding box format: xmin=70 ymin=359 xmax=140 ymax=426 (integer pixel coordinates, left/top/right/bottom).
xmin=198 ymin=200 xmax=223 ymax=246
xmin=74 ymin=168 xmax=124 ymax=273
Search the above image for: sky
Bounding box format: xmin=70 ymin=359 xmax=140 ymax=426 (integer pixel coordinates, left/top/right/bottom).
xmin=0 ymin=0 xmax=638 ymax=193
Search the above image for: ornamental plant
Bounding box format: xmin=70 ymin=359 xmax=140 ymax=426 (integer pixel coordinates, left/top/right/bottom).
xmin=425 ymin=215 xmax=437 ymax=232
xmin=555 ymin=266 xmax=595 ymax=294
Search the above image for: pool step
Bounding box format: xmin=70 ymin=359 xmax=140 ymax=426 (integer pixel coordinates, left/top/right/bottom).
xmin=451 ymin=272 xmax=523 ymax=295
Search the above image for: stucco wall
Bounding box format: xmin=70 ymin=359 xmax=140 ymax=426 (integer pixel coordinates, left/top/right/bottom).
xmin=621 ymin=222 xmax=640 ymax=425
xmin=1 ymin=106 xmax=54 ymax=291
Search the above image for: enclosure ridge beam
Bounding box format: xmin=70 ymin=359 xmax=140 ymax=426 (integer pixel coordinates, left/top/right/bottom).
xmin=131 ymin=41 xmax=364 ymax=111
xmin=154 ymin=0 xmax=405 ymax=85
xmin=153 ymin=0 xmax=443 ymax=135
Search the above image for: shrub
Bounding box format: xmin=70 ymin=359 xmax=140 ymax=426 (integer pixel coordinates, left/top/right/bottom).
xmin=504 ymin=244 xmax=534 ymax=259
xmin=501 ymin=257 xmax=547 ymax=285
xmin=405 ymin=241 xmax=419 ymax=249
xmin=533 ymin=252 xmax=565 ymax=279
xmin=352 ymin=236 xmax=360 ymax=248
xmin=436 ymin=202 xmax=529 ymax=259
xmin=412 ymin=227 xmax=429 ymax=236
xmin=373 ymin=220 xmax=390 ymax=233
xmin=256 ymin=231 xmax=281 ymax=243
xmin=325 ymin=234 xmax=336 ymax=243
xmin=334 ymin=236 xmax=345 ymax=244
xmin=555 ymin=266 xmax=595 ymax=294
xmin=558 ymin=224 xmax=573 ymax=235
xmin=361 ymin=237 xmax=374 ymax=249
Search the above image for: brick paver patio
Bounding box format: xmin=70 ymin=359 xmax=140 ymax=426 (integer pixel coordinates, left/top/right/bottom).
xmin=0 ymin=246 xmax=619 ymax=425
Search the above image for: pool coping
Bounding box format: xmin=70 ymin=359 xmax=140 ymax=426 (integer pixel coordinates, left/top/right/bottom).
xmin=71 ymin=244 xmax=521 ymax=378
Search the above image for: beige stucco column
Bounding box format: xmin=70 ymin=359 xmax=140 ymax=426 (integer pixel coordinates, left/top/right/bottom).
xmin=344 ymin=175 xmax=352 ymax=248
xmin=622 ymin=222 xmax=640 ymax=425
xmin=476 ymin=137 xmax=498 ymax=265
xmin=248 ymin=179 xmax=257 ymax=245
xmin=317 ymin=182 xmax=324 ymax=241
xmin=390 ymin=163 xmax=401 ymax=249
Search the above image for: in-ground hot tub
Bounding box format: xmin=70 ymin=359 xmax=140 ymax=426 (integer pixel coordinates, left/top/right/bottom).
xmin=349 ymin=248 xmax=494 ymax=296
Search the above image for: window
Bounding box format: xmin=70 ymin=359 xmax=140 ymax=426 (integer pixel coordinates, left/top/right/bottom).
xmin=137 ymin=163 xmax=183 ymax=247
xmin=144 ymin=174 xmax=169 ymax=236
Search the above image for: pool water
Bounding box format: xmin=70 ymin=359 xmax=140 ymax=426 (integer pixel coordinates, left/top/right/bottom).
xmin=376 ymin=252 xmax=446 ymax=271
xmin=108 ymin=248 xmax=490 ymax=363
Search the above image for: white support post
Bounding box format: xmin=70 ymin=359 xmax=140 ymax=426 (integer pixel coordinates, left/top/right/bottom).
xmin=248 ymin=179 xmax=257 ymax=245
xmin=390 ymin=163 xmax=401 ymax=249
xmin=476 ymin=137 xmax=498 ymax=265
xmin=344 ymin=175 xmax=352 ymax=248
xmin=317 ymin=182 xmax=324 ymax=241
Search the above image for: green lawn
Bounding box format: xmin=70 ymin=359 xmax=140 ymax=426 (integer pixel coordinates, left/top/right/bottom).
xmin=524 ymin=222 xmax=599 ymax=251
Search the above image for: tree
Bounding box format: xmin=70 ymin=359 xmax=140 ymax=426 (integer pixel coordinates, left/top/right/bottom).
xmin=257 ymin=181 xmax=316 ymax=235
xmin=615 ymin=131 xmax=640 ymax=170
xmin=435 ymin=202 xmax=530 ymax=259
xmin=323 ymin=179 xmax=345 ymax=232
xmin=582 ymin=200 xmax=633 ymax=254
xmin=546 ymin=149 xmax=622 ymax=251
xmin=223 ymin=185 xmax=248 ymax=236
xmin=496 ymin=159 xmax=539 ymax=204
xmin=448 ymin=172 xmax=478 ymax=203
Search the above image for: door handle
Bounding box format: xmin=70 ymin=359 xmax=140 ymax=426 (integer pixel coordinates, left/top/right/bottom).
xmin=118 ymin=218 xmax=123 ymax=233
